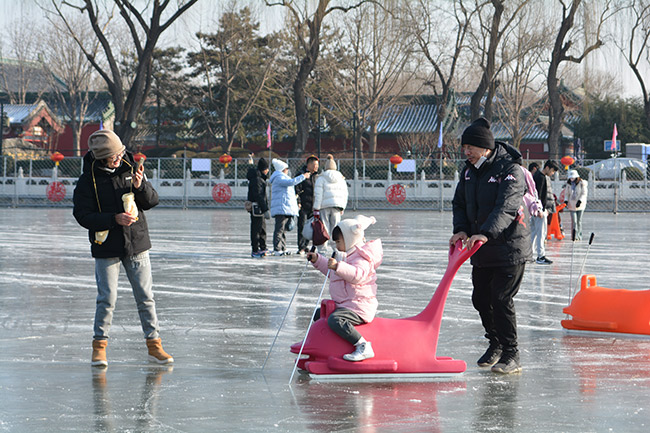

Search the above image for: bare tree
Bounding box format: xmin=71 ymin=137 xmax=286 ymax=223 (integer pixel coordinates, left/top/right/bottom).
xmin=265 ymin=0 xmax=374 ymax=155
xmin=617 ymin=0 xmax=650 ymax=129
xmin=318 ymin=1 xmax=418 ymax=159
xmin=48 ymin=0 xmax=199 ymax=148
xmin=397 ymin=131 xmax=437 ymax=161
xmin=408 ymin=0 xmax=476 ymax=126
xmin=41 ymin=15 xmax=99 ymax=156
xmin=546 ymin=0 xmax=613 ymax=159
xmin=0 ymin=20 xmax=49 ymax=104
xmin=468 ymin=0 xmax=530 ymax=122
xmin=494 ymin=4 xmax=548 ymax=148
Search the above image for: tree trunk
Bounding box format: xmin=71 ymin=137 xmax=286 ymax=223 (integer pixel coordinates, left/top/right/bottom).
xmin=369 ymin=122 xmax=378 ymax=159
xmin=470 ymin=0 xmax=503 ymax=121
xmin=293 ymin=64 xmax=312 ymax=155
xmin=547 ymin=61 xmax=563 ymax=160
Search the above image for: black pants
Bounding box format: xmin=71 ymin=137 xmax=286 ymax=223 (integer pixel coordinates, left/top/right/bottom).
xmin=297 ymin=207 xmax=312 ymax=252
xmin=314 ymin=307 xmax=364 ymax=345
xmin=471 ymin=263 xmax=525 ymax=352
xmin=250 ymin=214 xmax=266 ymax=252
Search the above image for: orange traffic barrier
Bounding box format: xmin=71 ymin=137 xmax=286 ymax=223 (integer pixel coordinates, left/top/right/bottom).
xmin=562 ymin=274 xmax=650 ymax=335
xmin=547 ymin=202 xmax=566 ymax=240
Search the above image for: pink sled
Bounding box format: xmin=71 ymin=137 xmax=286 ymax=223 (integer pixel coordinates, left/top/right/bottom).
xmin=290 ymin=240 xmax=482 ymax=380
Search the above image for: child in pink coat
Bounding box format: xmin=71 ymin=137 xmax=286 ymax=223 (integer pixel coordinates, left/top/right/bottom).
xmin=306 ymin=215 xmax=383 ymax=361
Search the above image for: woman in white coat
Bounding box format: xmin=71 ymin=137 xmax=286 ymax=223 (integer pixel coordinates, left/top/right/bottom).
xmin=560 ymin=169 xmax=588 ymax=241
xmin=313 ymin=154 xmax=349 ymax=251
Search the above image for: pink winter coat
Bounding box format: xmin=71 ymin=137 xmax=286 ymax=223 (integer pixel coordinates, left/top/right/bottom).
xmin=312 ymin=239 xmax=383 ymax=323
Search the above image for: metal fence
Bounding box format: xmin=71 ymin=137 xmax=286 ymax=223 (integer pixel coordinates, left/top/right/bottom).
xmin=2 ymin=155 xmax=650 ymax=212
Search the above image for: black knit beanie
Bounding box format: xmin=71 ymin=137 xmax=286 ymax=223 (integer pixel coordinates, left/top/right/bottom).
xmin=461 ymin=117 xmax=495 ymax=150
xmin=257 ymin=157 xmax=269 ymax=171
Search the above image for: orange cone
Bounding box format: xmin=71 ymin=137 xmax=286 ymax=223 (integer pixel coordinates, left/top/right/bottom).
xmin=547 ymin=203 xmax=566 ymax=240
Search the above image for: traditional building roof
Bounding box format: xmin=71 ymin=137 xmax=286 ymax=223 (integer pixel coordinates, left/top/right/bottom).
xmin=47 ymin=95 xmax=114 ymax=123
xmin=3 ymin=101 xmax=64 ymax=133
xmin=375 ymin=103 xmax=440 ymax=134
xmin=373 ymin=94 xmax=552 ymax=143
xmin=0 ymin=58 xmax=66 ymax=97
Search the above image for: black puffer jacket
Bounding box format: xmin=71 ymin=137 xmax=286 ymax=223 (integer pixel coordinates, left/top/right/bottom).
xmin=533 ymin=170 xmax=556 ymax=212
xmin=246 ymin=166 xmax=269 ymax=213
xmin=295 ymin=164 xmax=316 ymax=214
xmin=73 ymin=151 xmax=159 ymax=258
xmin=452 ymin=141 xmax=531 ymax=267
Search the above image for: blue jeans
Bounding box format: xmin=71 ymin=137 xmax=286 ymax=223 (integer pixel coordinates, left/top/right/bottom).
xmin=94 ymin=251 xmax=160 ymax=340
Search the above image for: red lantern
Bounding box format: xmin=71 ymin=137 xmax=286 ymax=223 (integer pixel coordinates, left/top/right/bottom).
xmin=560 ymin=156 xmax=575 ymax=170
xmin=219 ymin=154 xmax=233 ymax=168
xmin=133 ymin=152 xmax=147 ymax=163
xmin=50 ymin=151 xmax=64 ymax=166
xmin=390 ymin=154 xmax=403 ymax=169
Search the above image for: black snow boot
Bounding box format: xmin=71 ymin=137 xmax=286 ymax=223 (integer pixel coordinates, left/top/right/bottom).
xmin=477 ymin=343 xmax=502 ymax=367
xmin=491 ymin=350 xmax=522 ymax=374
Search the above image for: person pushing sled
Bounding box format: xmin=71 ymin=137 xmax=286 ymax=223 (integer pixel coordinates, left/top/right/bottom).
xmin=307 ymin=215 xmax=382 ymax=362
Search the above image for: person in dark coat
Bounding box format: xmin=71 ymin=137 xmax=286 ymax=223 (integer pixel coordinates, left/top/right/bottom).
xmin=295 ymin=155 xmax=319 ymax=254
xmin=532 ymin=160 xmax=559 ymax=264
xmin=450 ymin=118 xmax=531 ymax=375
xmin=247 ymin=157 xmax=270 ymax=257
xmin=73 ymin=129 xmax=173 ymax=367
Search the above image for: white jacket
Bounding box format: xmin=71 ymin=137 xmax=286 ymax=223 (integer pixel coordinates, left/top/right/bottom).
xmin=313 ymin=170 xmax=348 ymax=210
xmin=560 ymin=180 xmax=588 ymax=211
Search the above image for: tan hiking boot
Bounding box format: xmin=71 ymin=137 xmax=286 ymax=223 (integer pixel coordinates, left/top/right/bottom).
xmin=91 ymin=339 xmax=108 ymax=367
xmin=146 ymin=338 xmax=174 ymax=364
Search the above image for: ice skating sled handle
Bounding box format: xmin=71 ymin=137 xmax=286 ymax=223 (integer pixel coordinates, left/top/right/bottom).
xmin=448 ymin=239 xmax=483 ymax=271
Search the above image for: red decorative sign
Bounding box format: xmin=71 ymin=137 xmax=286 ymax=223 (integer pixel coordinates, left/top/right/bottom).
xmin=211 ymin=183 xmax=232 ymax=203
xmin=46 ymin=181 xmax=66 ymax=202
xmin=386 ymin=184 xmax=406 ymax=205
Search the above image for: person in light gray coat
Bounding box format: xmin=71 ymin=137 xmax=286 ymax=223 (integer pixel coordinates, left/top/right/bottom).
xmin=269 ymin=158 xmax=310 ymax=256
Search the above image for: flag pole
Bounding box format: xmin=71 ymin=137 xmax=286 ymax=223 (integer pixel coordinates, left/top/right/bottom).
xmin=267 ymin=121 xmax=272 ymax=162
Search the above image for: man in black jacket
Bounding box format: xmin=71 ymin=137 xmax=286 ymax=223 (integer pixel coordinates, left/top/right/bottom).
xmin=73 ymin=129 xmax=173 ymax=367
xmin=450 ymin=118 xmax=531 ymax=374
xmin=295 ymin=155 xmax=319 ymax=254
xmin=247 ymin=157 xmax=270 ymax=257
xmin=532 ymin=160 xmax=559 ymax=264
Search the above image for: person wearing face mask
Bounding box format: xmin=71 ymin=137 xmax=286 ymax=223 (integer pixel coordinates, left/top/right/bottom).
xmin=559 ymin=169 xmax=588 ymax=241
xmin=450 ymin=117 xmax=531 ymax=375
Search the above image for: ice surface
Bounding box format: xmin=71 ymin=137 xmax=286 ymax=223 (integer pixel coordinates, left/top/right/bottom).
xmin=2 ymin=207 xmax=650 ymax=432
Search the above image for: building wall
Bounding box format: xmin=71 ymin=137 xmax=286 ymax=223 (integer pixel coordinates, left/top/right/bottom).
xmin=53 ymin=123 xmax=102 ymax=157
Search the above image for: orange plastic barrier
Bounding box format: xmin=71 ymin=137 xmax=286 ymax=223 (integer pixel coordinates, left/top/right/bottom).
xmin=562 ymin=275 xmax=650 ymax=335
xmin=547 ymin=202 xmax=566 ymax=240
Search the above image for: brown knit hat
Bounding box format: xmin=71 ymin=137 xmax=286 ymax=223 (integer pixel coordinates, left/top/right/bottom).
xmin=324 ymin=154 xmax=337 ymax=171
xmin=88 ymin=130 xmax=125 ymax=160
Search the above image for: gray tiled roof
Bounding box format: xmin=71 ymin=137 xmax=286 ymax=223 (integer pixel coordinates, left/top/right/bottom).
xmin=3 ymin=104 xmax=39 ymax=123
xmin=375 ymin=104 xmax=440 ymax=134
xmin=0 ymin=58 xmax=66 ymax=94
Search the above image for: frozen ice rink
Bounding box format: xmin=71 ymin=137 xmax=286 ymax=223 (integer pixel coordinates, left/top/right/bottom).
xmin=2 ymin=207 xmax=650 ymax=432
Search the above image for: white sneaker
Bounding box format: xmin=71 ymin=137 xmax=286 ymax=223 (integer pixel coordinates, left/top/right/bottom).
xmin=343 ymin=342 xmax=374 ymax=362
xmin=273 ymin=250 xmax=285 ymax=256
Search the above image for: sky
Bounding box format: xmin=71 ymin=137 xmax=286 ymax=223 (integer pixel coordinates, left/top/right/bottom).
xmin=0 ymin=0 xmax=647 ymax=99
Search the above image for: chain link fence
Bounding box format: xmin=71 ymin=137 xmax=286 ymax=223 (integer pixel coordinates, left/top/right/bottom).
xmin=2 ymin=155 xmax=650 ymax=212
